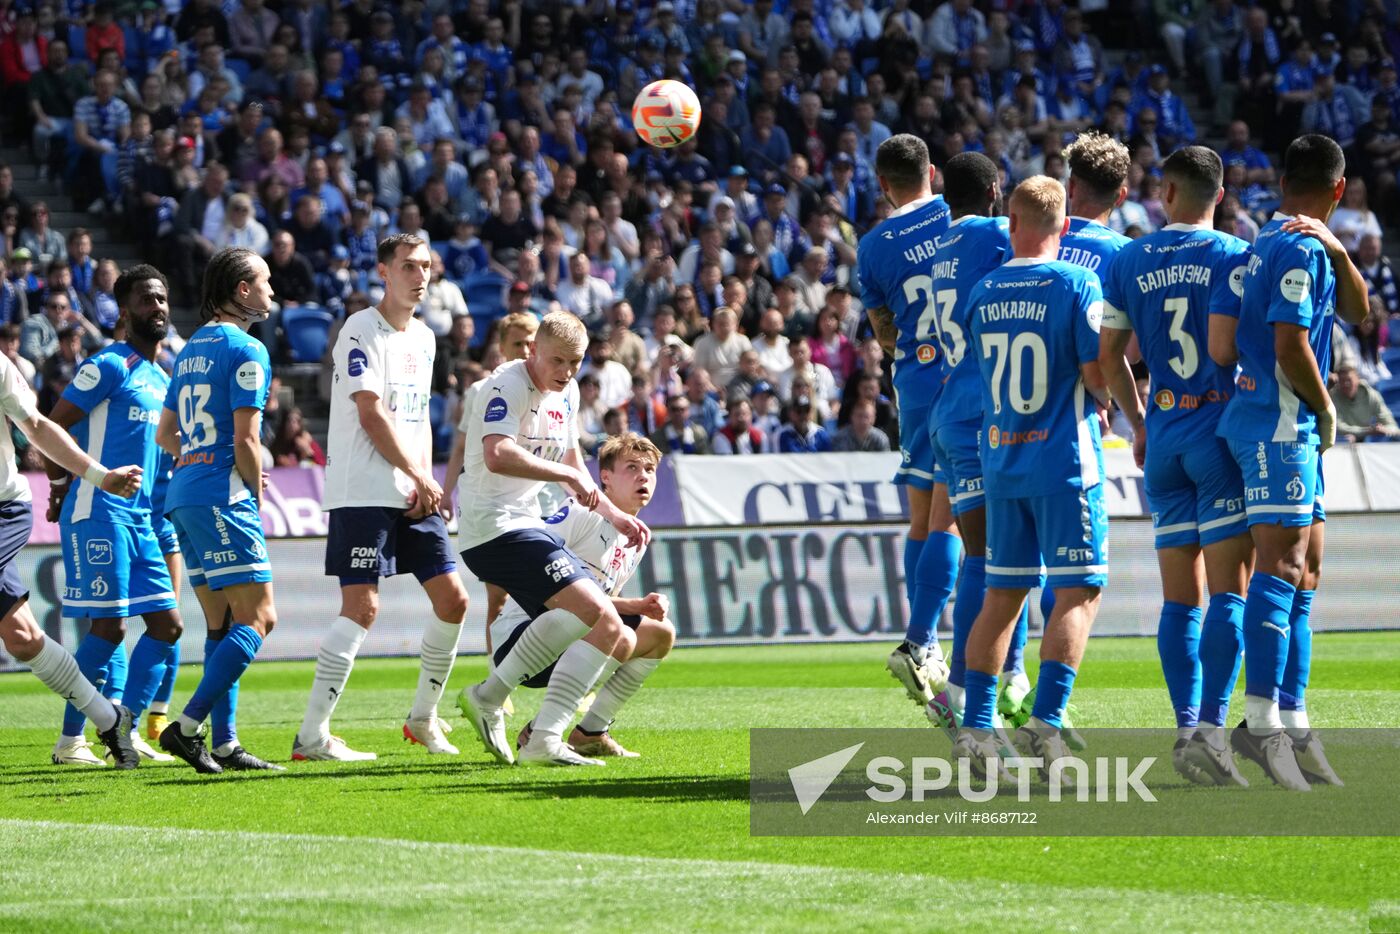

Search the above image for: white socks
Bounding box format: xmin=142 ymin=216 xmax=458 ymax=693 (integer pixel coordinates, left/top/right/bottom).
xmin=411 ymin=619 xmax=461 ymax=721
xmin=298 ymin=617 xmax=367 ymax=744
xmin=578 ymin=657 xmax=660 ymax=734
xmin=28 ymin=636 xmax=116 ymax=732
xmin=532 ymin=640 xmax=613 ymax=740
xmin=1245 ymin=694 xmax=1283 ymax=734
xmin=149 ymin=701 xmax=169 ymax=715
xmin=1280 ymin=708 xmax=1311 ymax=741
xmin=479 ymin=609 xmax=589 ymax=707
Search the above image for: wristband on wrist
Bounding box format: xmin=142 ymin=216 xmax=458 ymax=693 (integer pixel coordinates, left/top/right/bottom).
xmin=83 ymin=464 xmax=109 ymax=487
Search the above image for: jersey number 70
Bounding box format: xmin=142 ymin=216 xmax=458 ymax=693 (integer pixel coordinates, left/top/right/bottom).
xmin=980 ymin=332 xmax=1048 ymax=415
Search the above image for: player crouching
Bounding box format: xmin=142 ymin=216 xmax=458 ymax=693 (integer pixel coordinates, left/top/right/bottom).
xmin=501 ymin=434 xmax=673 ymax=762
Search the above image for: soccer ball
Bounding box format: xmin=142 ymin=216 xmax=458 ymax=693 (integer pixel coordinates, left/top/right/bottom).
xmin=632 ymin=80 xmax=702 ymax=149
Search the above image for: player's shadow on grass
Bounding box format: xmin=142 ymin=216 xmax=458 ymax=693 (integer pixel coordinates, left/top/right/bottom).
xmin=429 ymin=774 xmax=752 ymax=803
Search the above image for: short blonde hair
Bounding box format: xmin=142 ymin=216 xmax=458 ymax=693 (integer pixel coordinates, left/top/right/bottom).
xmin=499 ymin=311 xmax=539 ymax=339
xmin=535 ymin=310 xmax=587 ymax=351
xmin=598 ymin=432 xmax=662 ymax=473
xmin=1010 ymin=175 xmax=1066 ymax=234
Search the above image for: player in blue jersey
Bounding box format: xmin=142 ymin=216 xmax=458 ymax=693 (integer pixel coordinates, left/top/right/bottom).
xmin=1213 ymin=135 xmax=1366 ymax=789
xmin=857 ymin=133 xmax=960 ymax=707
xmin=953 ymin=176 xmax=1112 ymax=780
xmin=917 ymin=152 xmax=1030 ymax=738
xmin=155 ymin=247 xmax=284 ymax=774
xmin=1097 ymin=147 xmax=1255 ymax=785
xmin=1060 ymin=132 xmax=1133 ymax=280
xmin=43 ymin=265 xmax=183 ymax=766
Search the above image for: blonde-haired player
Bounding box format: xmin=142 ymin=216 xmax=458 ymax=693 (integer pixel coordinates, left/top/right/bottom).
xmin=504 ymin=433 xmax=674 ymax=761
xmin=456 ymin=311 xmax=649 ymax=766
xmin=954 ymin=176 xmax=1112 ymax=779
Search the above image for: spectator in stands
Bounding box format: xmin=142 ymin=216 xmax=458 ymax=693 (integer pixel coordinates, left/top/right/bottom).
xmin=831 ymin=398 xmax=891 ymax=452
xmin=213 ymin=192 xmax=270 ymax=254
xmin=68 ymin=229 xmax=94 ymax=296
xmin=19 ymin=202 xmax=65 ymax=268
xmin=605 ymin=302 xmax=647 ymax=376
xmin=1352 ymin=294 xmax=1392 ymax=385
xmin=418 ymin=252 xmax=467 ymax=338
xmin=1215 ymin=190 xmax=1259 ymax=243
xmin=0 ymin=323 xmax=34 ymax=386
xmin=89 ymin=259 xmax=121 ymax=334
xmin=1302 ymin=68 xmax=1367 ymax=151
xmin=38 ymin=324 xmax=85 ymax=412
xmin=73 ymin=69 xmax=131 ymax=211
xmin=284 ymin=193 xmax=336 ymax=273
xmin=480 ymin=188 xmax=536 ymax=264
xmin=791 ymin=249 xmax=830 ymax=319
xmin=752 ymin=307 xmax=793 ymax=378
xmin=683 ymin=366 xmax=724 ymax=437
xmin=267 ymin=229 xmax=316 ymax=308
xmin=0 ymin=8 xmax=45 ymax=138
xmin=726 ymin=350 xmax=769 ymax=402
xmin=776 ymin=396 xmax=831 ymax=453
xmin=1222 ymin=119 xmax=1275 ymax=186
xmin=432 ymin=313 xmax=476 ymax=398
xmin=1331 ymin=363 xmax=1400 ymax=442
xmin=556 ymin=251 xmax=613 ymax=331
xmin=838 ymin=369 xmax=898 ymax=437
xmin=623 ymin=373 xmax=667 ymax=437
xmin=576 ymin=372 xmax=608 ymax=455
xmin=650 ymin=392 xmax=710 ymax=454
xmin=584 ymin=331 xmax=633 ymax=410
xmin=710 ymin=396 xmax=768 ymax=455
xmin=1329 ymin=178 xmax=1383 ymax=254
xmin=230 ymin=0 xmax=280 ymax=68
xmin=27 ymin=38 xmax=88 ymax=183
xmin=1358 ymin=233 xmax=1398 ymax=318
xmin=692 ymin=307 xmax=751 ymax=389
xmin=808 ymin=305 xmax=856 ymax=388
xmin=172 ymin=159 xmax=229 ymax=299
xmin=779 ymin=337 xmax=837 ymax=422
xmin=270 ymin=407 xmax=327 ymax=467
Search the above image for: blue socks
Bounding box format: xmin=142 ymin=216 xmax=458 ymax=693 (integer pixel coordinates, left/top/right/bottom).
xmin=1280 ymin=589 xmax=1314 ymax=712
xmin=154 ymin=639 xmax=180 ymax=705
xmin=1199 ymin=591 xmax=1245 ymax=726
xmin=948 ymin=556 xmax=983 ymax=687
xmin=1031 ymin=660 xmax=1078 ymax=729
xmin=102 ymin=642 xmax=128 ymax=701
xmin=1003 ymin=603 xmax=1029 ymax=676
xmin=907 ymin=531 xmax=961 ymax=647
xmin=183 ymin=625 xmax=262 ymax=727
xmin=62 ymin=633 xmax=121 ymax=736
xmin=1242 ymin=573 xmax=1295 ymax=702
xmin=963 ymin=669 xmax=999 ymax=729
xmin=1039 ymin=587 xmax=1055 ymax=626
xmin=1157 ymin=601 xmax=1203 ymax=729
xmin=120 ymin=634 xmax=177 ymax=722
xmin=903 ymin=535 xmax=925 ymax=639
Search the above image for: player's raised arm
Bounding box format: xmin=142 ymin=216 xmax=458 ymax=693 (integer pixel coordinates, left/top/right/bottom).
xmin=1280 ymin=212 xmax=1370 ymax=326
xmin=563 ymin=443 xmax=649 ymax=548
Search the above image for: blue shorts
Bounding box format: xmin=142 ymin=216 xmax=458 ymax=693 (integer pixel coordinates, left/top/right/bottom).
xmin=985 ymin=484 xmax=1109 ymax=590
xmin=893 ymin=403 xmax=946 ymax=490
xmin=61 ymin=519 xmax=177 ymax=619
xmin=461 ymin=528 xmax=591 ymax=619
xmin=1226 ymin=439 xmax=1324 ymax=528
xmin=932 ymin=416 xmax=984 ymax=516
xmin=153 ymin=512 xmax=179 ymax=556
xmin=1144 ymin=439 xmax=1249 ymax=549
xmin=169 ymin=500 xmax=271 ymax=591
xmin=493 ymin=613 xmax=642 ymax=690
xmin=0 ymin=501 xmax=31 ymax=619
xmin=326 ymin=507 xmax=456 ymax=586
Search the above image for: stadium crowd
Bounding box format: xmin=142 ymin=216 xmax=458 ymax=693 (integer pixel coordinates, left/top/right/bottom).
xmin=1 ymin=0 xmax=1400 ymax=467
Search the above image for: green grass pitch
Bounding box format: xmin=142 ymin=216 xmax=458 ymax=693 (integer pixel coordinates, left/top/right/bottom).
xmin=1 ymin=634 xmax=1397 ymax=932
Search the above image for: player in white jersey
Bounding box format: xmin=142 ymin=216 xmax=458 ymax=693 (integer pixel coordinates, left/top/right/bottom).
xmin=294 ymin=234 xmax=470 ymax=762
xmin=455 ymin=311 xmax=648 ymax=767
xmin=499 ymin=434 xmax=674 ymax=762
xmin=0 ymin=353 xmax=145 ymax=768
xmin=443 ymin=312 xmax=540 ymax=635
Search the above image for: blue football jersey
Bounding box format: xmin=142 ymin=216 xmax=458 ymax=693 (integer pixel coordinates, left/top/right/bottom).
xmin=929 ymin=215 xmax=1013 ymax=426
xmin=1058 ymin=216 xmax=1131 ymax=280
xmin=60 ymin=343 xmax=170 ymax=526
xmin=1101 ymin=224 xmax=1251 ymax=455
xmin=857 ymin=194 xmax=952 ymax=409
xmin=163 ymin=322 xmax=271 ymax=510
xmin=1218 ymin=214 xmax=1336 ymax=444
xmin=967 ymin=258 xmax=1105 ymax=498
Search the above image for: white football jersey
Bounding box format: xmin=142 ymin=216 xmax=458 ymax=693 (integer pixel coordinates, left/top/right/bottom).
xmin=323 ymin=307 xmax=437 ymax=511
xmin=0 ymin=353 xmax=37 ymax=503
xmin=492 ymin=497 xmax=648 ymax=638
xmin=457 ymin=358 xmax=580 ymax=550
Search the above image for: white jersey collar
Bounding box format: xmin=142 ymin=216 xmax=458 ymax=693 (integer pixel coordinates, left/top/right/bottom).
xmin=887 ymin=194 xmax=937 ymax=219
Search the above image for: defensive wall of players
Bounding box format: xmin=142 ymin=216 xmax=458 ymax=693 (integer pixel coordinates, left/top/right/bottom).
xmin=4 ymin=447 xmax=1399 ymax=672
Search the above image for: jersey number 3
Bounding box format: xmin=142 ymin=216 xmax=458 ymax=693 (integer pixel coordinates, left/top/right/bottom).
xmin=1162 ymin=297 xmax=1200 ymax=379
xmin=178 ymin=385 xmax=217 ymax=452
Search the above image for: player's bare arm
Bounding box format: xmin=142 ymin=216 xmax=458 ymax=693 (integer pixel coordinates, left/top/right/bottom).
xmin=232 ymin=407 xmax=265 ymax=504
xmin=865 ymin=304 xmax=897 ymax=355
xmin=1274 ymin=322 xmax=1336 ymax=451
xmin=440 ymin=430 xmax=466 ymax=518
xmin=1079 ymin=359 xmax=1113 ymax=410
xmin=1208 ymin=313 xmax=1240 ymax=368
xmin=1098 ymin=326 xmax=1146 ymax=467
xmin=563 ymin=444 xmax=649 ymax=548
xmin=352 ymin=389 xmax=441 ymax=517
xmin=156 ymin=407 xmax=181 ymax=458
xmin=612 ymin=592 xmax=669 ymax=620
xmin=18 ymin=411 xmax=142 ymax=498
xmin=1280 ymin=214 xmax=1370 ymax=325
xmin=40 ymin=399 xmax=86 ymax=521
xmin=482 ymin=433 xmax=596 ymax=505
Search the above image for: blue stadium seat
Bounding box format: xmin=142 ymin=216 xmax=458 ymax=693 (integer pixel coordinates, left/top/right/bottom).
xmin=281 ymin=306 xmax=336 ymax=363
xmin=1382 ymin=383 xmax=1400 ymax=412
xmin=463 ymin=271 xmax=508 ymax=314
xmin=226 ymin=57 xmax=252 ymax=83
xmin=1383 ymin=347 xmax=1400 ymax=373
